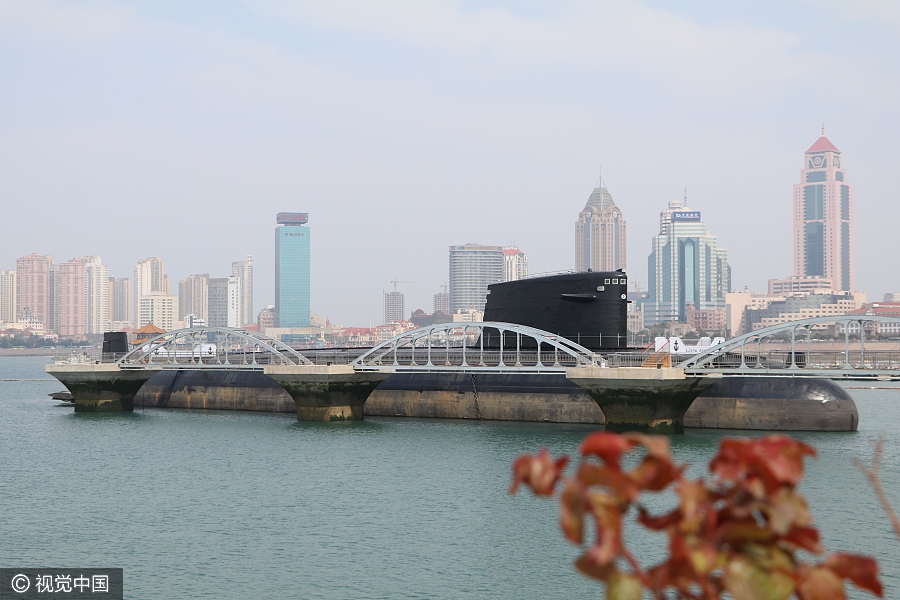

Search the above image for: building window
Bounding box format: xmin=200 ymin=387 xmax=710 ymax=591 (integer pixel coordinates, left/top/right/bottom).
xmin=806 ymin=171 xmax=827 ymax=183
xmin=804 ymin=185 xmax=824 ymax=220
xmin=804 ymin=222 xmax=825 ymax=277
xmin=840 ymin=185 xmax=850 ymax=220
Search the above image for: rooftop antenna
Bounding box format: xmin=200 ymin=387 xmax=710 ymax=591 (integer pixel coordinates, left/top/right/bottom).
xmin=822 ymin=119 xmax=825 ymax=136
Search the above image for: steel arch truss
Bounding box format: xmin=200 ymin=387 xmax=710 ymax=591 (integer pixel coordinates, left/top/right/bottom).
xmin=352 ymin=322 xmax=600 ymax=372
xmin=680 ymin=315 xmax=900 ymax=375
xmin=117 ymin=327 xmax=313 ymax=369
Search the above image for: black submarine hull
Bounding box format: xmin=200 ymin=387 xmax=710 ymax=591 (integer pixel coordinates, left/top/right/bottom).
xmin=130 ymin=370 xmax=858 ymax=431
xmin=684 ymin=376 xmax=858 ymax=431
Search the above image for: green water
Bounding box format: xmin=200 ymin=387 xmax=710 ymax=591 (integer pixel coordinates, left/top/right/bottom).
xmin=1 ymin=356 xmax=898 ymax=598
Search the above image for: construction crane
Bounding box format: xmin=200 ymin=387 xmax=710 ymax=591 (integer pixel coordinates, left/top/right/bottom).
xmin=389 ymin=278 xmax=413 ymax=292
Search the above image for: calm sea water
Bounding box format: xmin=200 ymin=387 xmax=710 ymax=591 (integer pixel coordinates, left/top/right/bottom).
xmin=1 ymin=356 xmax=898 ymax=599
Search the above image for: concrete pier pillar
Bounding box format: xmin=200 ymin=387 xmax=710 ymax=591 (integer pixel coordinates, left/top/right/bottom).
xmin=45 ymin=364 xmax=160 ymax=412
xmin=264 ymin=365 xmax=391 ymax=421
xmin=567 ymin=367 xmax=720 ymax=434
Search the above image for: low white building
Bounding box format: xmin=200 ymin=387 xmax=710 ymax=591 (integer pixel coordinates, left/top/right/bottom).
xmin=1 ymin=317 xmax=45 ymax=335
xmin=452 ymin=309 xmax=484 ymax=323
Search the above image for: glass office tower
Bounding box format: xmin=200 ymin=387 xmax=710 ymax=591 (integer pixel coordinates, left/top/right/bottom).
xmin=275 ymin=212 xmax=310 ymax=327
xmin=644 ymin=195 xmax=730 ymax=326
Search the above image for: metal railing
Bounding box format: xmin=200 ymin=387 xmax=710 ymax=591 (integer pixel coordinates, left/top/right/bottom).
xmin=115 ymin=328 xmax=313 ymax=370
xmin=353 ymin=322 xmax=601 ymax=372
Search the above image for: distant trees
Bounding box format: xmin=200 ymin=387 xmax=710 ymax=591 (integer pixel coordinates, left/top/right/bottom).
xmin=0 ymin=335 xmax=81 ymax=348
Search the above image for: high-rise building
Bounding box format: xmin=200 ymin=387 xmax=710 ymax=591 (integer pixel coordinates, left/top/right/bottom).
xmin=16 ymin=254 xmax=54 ymax=328
xmin=433 ymin=284 xmax=450 ymax=315
xmin=178 ymin=274 xmax=209 ymax=322
xmin=0 ymin=270 xmax=16 ymax=323
xmin=226 ymin=276 xmax=241 ymax=328
xmin=48 ymin=263 xmax=58 ymax=333
xmin=502 ymin=247 xmax=528 ymax=282
xmin=257 ymin=305 xmax=276 ymax=332
xmin=644 ymin=193 xmax=731 ymax=326
xmin=137 ymin=291 xmax=178 ymax=330
xmin=56 ymin=259 xmax=85 ymax=337
xmin=133 ymin=257 xmax=168 ymax=323
xmin=383 ymin=291 xmax=405 ymax=324
xmin=207 ymin=276 xmax=241 ymax=328
xmin=275 ymin=212 xmax=310 ymax=327
xmin=576 ymin=179 xmax=627 ymax=272
xmin=80 ymin=256 xmax=109 ymax=334
xmin=49 ymin=256 xmax=108 ymax=336
xmin=793 ymin=130 xmax=854 ymax=291
xmin=208 ymin=277 xmax=228 ymax=328
xmin=449 ymin=244 xmax=504 ymax=312
xmin=231 ymin=255 xmax=254 ymax=327
xmin=108 ymin=277 xmax=132 ymax=326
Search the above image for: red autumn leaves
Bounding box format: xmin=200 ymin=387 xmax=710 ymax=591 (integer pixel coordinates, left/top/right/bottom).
xmin=510 ymin=432 xmax=883 ymax=600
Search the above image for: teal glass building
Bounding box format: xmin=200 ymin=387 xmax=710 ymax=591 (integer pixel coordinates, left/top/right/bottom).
xmin=275 ymin=213 xmax=310 ymax=327
xmin=644 ymin=196 xmax=730 ymax=326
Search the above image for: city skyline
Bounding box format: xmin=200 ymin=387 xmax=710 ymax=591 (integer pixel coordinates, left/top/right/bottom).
xmin=0 ymin=132 xmax=870 ymax=335
xmin=2 ymin=2 xmax=899 ymax=325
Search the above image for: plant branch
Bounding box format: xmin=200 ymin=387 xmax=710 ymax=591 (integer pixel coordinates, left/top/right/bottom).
xmin=854 ymin=435 xmax=900 ymax=541
xmin=620 ymin=545 xmax=650 ymax=589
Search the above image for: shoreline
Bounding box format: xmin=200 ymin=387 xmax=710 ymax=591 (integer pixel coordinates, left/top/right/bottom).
xmin=0 ymin=349 xmax=58 ymax=357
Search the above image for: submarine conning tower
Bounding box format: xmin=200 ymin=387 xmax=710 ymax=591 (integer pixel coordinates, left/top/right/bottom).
xmin=483 ymin=270 xmax=629 ymax=352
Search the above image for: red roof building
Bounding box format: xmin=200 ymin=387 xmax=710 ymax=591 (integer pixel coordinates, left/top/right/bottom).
xmin=806 ymin=135 xmax=839 ymax=153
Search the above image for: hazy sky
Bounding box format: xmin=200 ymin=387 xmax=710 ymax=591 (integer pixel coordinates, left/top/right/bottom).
xmin=2 ymin=1 xmax=899 ymax=326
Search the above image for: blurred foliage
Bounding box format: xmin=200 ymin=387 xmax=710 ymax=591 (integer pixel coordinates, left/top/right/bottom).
xmin=511 ymin=433 xmax=883 ymax=599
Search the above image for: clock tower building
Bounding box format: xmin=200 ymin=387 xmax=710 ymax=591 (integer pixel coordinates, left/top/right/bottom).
xmin=792 ymin=131 xmax=854 ymax=292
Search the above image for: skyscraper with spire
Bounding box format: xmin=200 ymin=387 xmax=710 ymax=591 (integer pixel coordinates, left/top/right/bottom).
xmin=793 ymin=128 xmax=854 ymax=291
xmin=575 ymin=177 xmax=626 ymax=272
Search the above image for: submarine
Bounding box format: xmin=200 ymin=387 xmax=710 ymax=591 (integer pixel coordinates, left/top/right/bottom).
xmin=131 ymin=270 xmax=858 ymax=431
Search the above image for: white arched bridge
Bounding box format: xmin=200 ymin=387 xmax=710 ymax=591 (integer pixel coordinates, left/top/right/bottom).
xmin=351 ymin=322 xmax=600 ymax=372
xmin=115 ymin=327 xmax=313 ymax=369
xmin=680 ymin=315 xmax=900 ymax=378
